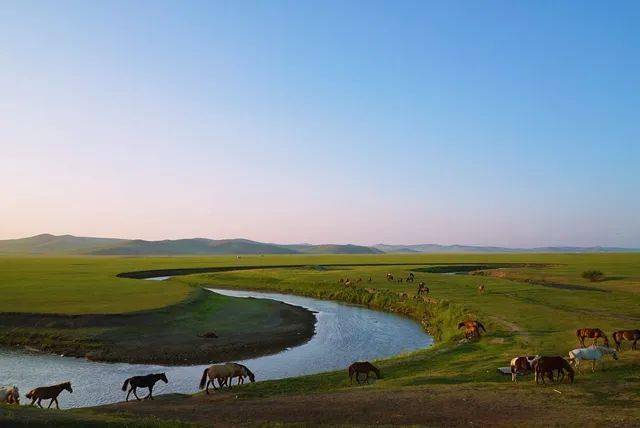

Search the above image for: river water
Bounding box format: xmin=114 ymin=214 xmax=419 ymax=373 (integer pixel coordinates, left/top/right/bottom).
xmin=0 ymin=287 xmax=432 ymax=408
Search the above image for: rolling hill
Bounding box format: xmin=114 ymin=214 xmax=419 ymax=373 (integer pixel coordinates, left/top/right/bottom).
xmin=0 ymin=235 xmax=381 ymax=255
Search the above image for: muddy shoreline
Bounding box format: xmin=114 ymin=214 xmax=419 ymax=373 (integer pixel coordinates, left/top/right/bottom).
xmin=0 ymin=289 xmax=316 ymax=365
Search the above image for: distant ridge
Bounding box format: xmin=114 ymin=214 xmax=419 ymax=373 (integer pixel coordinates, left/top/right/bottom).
xmin=0 ymin=234 xmax=380 ymax=255
xmin=373 ymin=243 xmax=640 ymax=254
xmin=0 ymin=234 xmax=637 ymax=255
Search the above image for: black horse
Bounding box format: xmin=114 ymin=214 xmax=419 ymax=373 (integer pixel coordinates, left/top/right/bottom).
xmin=122 ymin=373 xmax=168 ymax=401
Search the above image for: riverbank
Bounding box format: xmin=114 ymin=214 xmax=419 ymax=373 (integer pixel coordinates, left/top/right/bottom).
xmin=0 ymin=288 xmax=316 ymax=365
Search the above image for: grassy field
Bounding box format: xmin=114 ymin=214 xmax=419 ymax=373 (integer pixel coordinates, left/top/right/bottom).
xmin=2 ymin=253 xmax=640 ymax=426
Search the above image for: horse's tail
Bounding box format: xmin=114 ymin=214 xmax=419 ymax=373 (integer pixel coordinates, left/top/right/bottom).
xmin=122 ymin=378 xmax=131 ymax=391
xmin=563 ymin=360 xmax=575 ymax=383
xmin=374 ymin=367 xmax=382 ymax=379
xmin=199 ymin=368 xmax=209 ymax=389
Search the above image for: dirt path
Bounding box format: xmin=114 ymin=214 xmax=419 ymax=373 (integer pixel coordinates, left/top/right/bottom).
xmin=95 ymin=385 xmax=636 ymax=427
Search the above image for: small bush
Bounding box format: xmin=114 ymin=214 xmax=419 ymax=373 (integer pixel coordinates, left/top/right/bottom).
xmin=582 ymin=270 xmax=604 ymax=282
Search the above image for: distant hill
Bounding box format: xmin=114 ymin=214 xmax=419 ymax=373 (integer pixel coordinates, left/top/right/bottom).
xmin=0 ymin=234 xmax=126 ymax=254
xmin=283 ymin=244 xmax=383 ymax=255
xmin=90 ymin=238 xmax=296 ymax=255
xmin=0 ymin=234 xmax=381 ymax=255
xmin=373 ymin=243 xmax=640 ymax=253
xmin=2 ymin=234 xmax=637 ymax=255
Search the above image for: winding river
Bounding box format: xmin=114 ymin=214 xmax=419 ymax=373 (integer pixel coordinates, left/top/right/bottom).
xmin=0 ymin=284 xmax=432 ymax=408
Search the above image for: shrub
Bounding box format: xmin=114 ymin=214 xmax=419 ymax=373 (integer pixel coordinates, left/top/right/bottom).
xmin=582 ymin=270 xmax=604 ymax=282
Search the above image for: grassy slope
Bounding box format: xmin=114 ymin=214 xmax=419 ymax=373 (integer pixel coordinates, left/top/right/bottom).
xmin=3 ymin=253 xmax=640 ymax=425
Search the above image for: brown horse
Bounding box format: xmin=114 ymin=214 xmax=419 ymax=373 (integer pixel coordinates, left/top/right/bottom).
xmin=122 ymin=373 xmax=168 ymax=401
xmin=576 ymin=328 xmax=610 ymax=347
xmin=26 ymin=382 xmax=73 ymax=409
xmin=417 ymin=282 xmax=429 ymax=295
xmin=613 ymin=330 xmax=640 ymax=351
xmin=348 ymin=362 xmax=381 ymax=384
xmin=533 ymin=356 xmax=574 ymax=384
xmin=458 ymin=320 xmax=486 ymax=340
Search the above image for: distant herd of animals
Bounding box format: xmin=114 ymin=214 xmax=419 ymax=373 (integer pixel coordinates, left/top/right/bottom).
xmin=2 ymin=270 xmax=639 ymax=409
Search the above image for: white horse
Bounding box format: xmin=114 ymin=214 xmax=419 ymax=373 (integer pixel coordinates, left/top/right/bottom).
xmin=0 ymin=385 xmax=20 ymax=404
xmin=568 ymin=346 xmax=618 ymax=372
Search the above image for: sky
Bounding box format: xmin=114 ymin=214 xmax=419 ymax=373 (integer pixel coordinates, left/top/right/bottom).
xmin=1 ymin=1 xmax=639 ymax=247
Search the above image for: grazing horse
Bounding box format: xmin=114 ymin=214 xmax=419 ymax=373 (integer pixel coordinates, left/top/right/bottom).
xmin=568 ymin=346 xmax=618 ymax=372
xmin=122 ymin=373 xmax=168 ymax=402
xmin=227 ymin=363 xmax=256 ymax=386
xmin=386 ymin=273 xmax=394 ymax=281
xmin=509 ymin=355 xmax=540 ymax=382
xmin=348 ymin=362 xmax=381 ymax=384
xmin=477 ymin=285 xmax=485 ymax=294
xmin=199 ymin=364 xmax=235 ymax=394
xmin=26 ymin=382 xmax=72 ymax=409
xmin=0 ymin=386 xmax=20 ymax=405
xmin=406 ymin=274 xmax=414 ymax=283
xmin=417 ymin=282 xmax=429 ymax=296
xmin=576 ymin=328 xmax=610 ymax=347
xmin=458 ymin=320 xmax=487 ymax=340
xmin=344 ymin=279 xmax=352 ymax=287
xmin=533 ymin=357 xmax=574 ymax=384
xmin=613 ymin=330 xmax=640 ymax=351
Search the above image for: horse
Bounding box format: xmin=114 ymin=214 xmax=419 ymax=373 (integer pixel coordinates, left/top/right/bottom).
xmin=406 ymin=275 xmax=414 ymax=283
xmin=417 ymin=282 xmax=429 ymax=296
xmin=122 ymin=373 xmax=168 ymax=402
xmin=612 ymin=329 xmax=640 ymax=351
xmin=0 ymin=386 xmax=20 ymax=405
xmin=533 ymin=357 xmax=574 ymax=384
xmin=26 ymin=382 xmax=72 ymax=409
xmin=509 ymin=355 xmax=540 ymax=382
xmin=568 ymin=346 xmax=618 ymax=372
xmin=576 ymin=328 xmax=610 ymax=347
xmin=386 ymin=273 xmax=394 ymax=281
xmin=458 ymin=320 xmax=486 ymax=340
xmin=199 ymin=364 xmax=235 ymax=394
xmin=348 ymin=362 xmax=381 ymax=384
xmin=478 ymin=285 xmax=485 ymax=294
xmin=227 ymin=363 xmax=256 ymax=386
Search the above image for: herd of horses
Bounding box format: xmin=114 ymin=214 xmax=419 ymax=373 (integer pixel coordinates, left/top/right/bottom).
xmin=508 ymin=327 xmax=640 ymax=384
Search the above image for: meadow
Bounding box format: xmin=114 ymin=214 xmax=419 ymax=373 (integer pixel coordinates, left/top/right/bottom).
xmin=2 ymin=253 xmax=640 ymax=426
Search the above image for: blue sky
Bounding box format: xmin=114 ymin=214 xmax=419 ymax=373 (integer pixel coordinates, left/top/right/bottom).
xmin=1 ymin=1 xmax=638 ymax=246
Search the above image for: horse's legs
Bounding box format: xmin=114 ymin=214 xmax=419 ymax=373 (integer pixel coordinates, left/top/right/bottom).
xmin=30 ymin=397 xmax=36 ymax=406
xmin=205 ymin=379 xmax=210 ymax=395
xmin=126 ymin=388 xmax=131 ymax=402
xmin=592 ymin=360 xmax=596 ymax=372
xmin=148 ymin=386 xmax=154 ymax=399
xmin=37 ymin=398 xmax=43 ymax=408
xmin=133 ymin=387 xmax=141 ymax=401
xmin=55 ymin=398 xmax=60 ymax=409
xmin=633 ymin=339 xmax=638 ymax=350
xmin=47 ymin=398 xmax=53 ymax=409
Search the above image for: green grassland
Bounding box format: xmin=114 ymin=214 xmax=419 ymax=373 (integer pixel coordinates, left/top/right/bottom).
xmin=2 ymin=253 xmax=640 ymax=425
